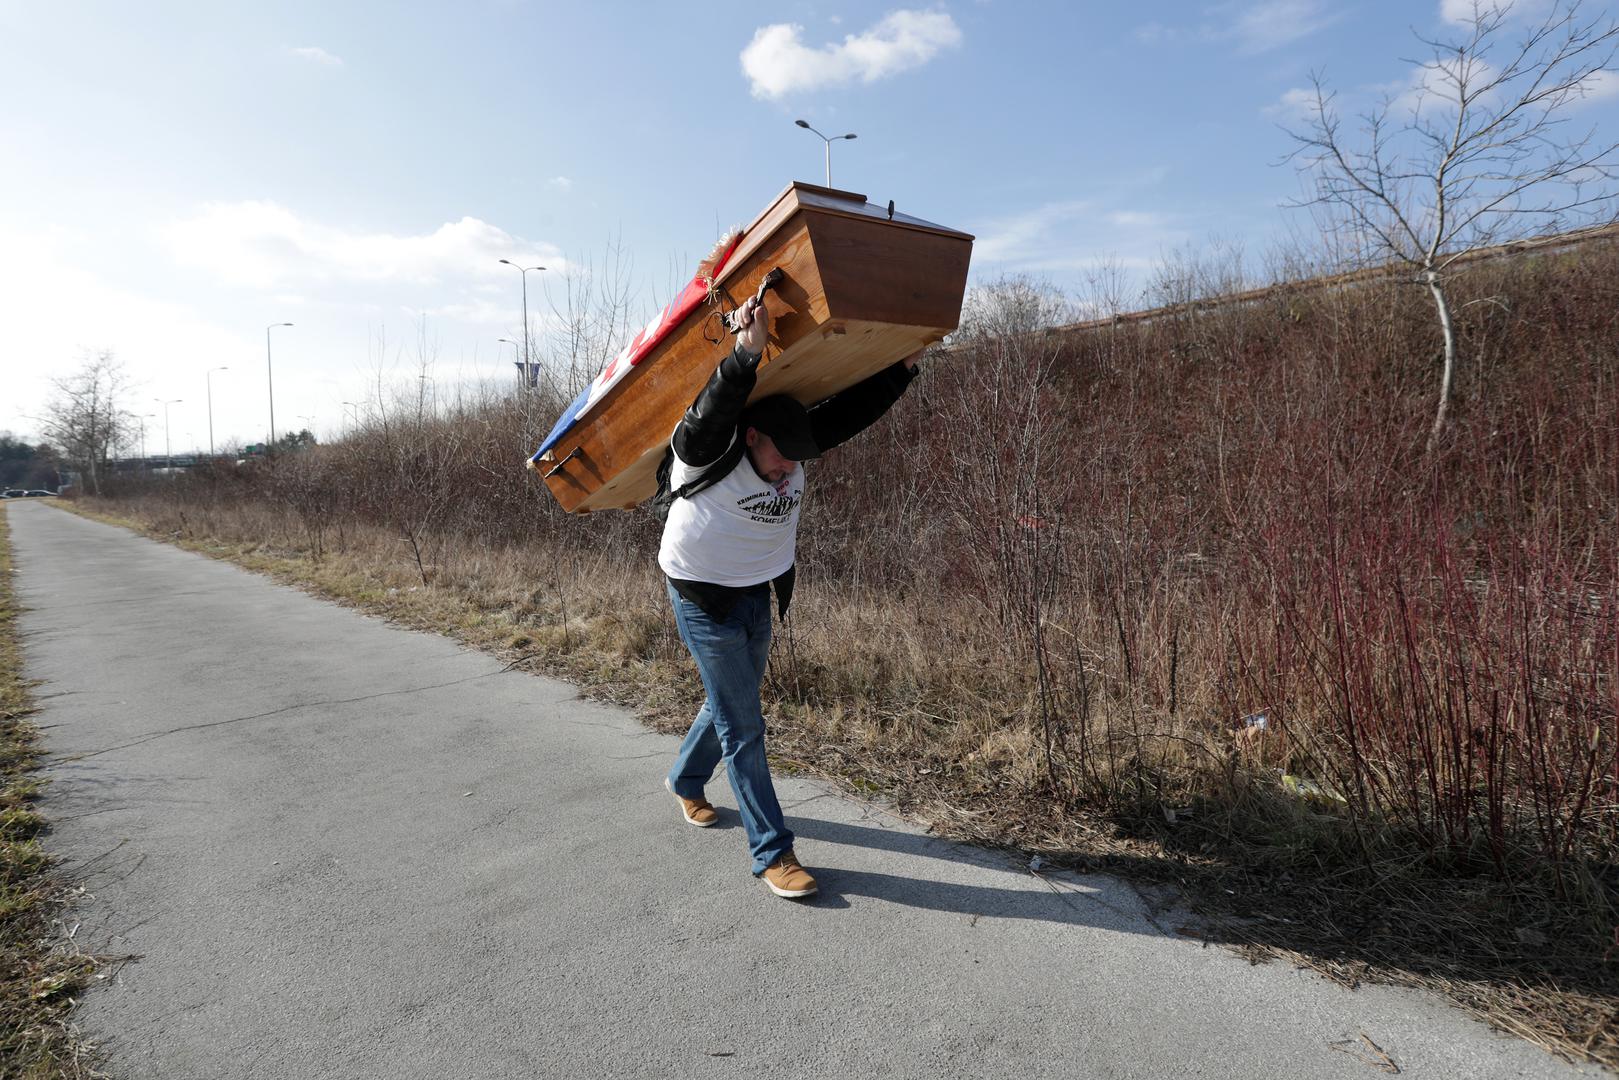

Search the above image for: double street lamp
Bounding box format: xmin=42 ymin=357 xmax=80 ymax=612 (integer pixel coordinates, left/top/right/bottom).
xmin=795 ymin=119 xmax=857 ymax=187
xmin=266 ymin=322 xmax=293 ymax=448
xmin=205 ymin=366 xmax=228 ymax=457
xmin=498 ymin=260 xmax=545 ymax=379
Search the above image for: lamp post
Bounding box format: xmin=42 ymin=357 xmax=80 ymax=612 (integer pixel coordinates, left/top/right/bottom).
xmin=342 ymin=400 xmax=360 ymax=427
xmin=266 ymin=322 xmax=293 ymax=449
xmin=794 ymin=120 xmax=857 ymax=187
xmin=154 ymin=398 xmax=182 ymax=472
xmin=205 ymin=366 xmax=228 ymax=458
xmin=497 ymin=260 xmax=545 ymax=376
xmin=139 ymin=413 xmax=155 ymax=474
xmin=498 ymin=337 xmax=527 ymax=388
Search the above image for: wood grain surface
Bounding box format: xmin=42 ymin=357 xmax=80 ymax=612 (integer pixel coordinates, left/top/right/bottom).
xmin=535 ymin=184 xmax=973 ymax=513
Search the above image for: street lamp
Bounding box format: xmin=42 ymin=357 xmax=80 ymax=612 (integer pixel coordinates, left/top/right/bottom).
xmin=498 ymin=337 xmax=529 ymax=389
xmin=266 ymin=322 xmax=293 ymax=449
xmin=795 ymin=119 xmax=857 ymax=187
xmin=342 ymin=400 xmax=361 ymax=426
xmin=205 ymin=366 xmax=228 ymax=457
xmin=497 ymin=260 xmax=545 ymax=377
xmin=139 ymin=413 xmax=156 ymax=474
xmin=153 ymin=398 xmax=182 ymax=472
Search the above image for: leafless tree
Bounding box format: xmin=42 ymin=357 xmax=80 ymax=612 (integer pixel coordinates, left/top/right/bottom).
xmin=39 ymin=349 xmax=133 ymax=495
xmin=546 ymin=236 xmax=638 ymax=397
xmin=1287 ymin=0 xmax=1619 ymax=450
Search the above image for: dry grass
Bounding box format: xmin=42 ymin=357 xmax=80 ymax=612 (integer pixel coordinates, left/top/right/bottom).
xmin=64 ymin=495 xmax=1619 ymax=1069
xmin=50 ymin=233 xmax=1619 ymax=1069
xmin=0 ymin=506 xmax=101 ymax=1079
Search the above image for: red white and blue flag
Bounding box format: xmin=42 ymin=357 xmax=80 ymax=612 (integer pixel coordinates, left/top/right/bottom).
xmin=531 ymin=233 xmax=741 ymax=463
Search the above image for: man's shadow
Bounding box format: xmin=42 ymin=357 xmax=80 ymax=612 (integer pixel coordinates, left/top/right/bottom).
xmin=775 ymin=810 xmax=1619 ymax=1009
xmin=775 ymin=813 xmax=1176 ymax=938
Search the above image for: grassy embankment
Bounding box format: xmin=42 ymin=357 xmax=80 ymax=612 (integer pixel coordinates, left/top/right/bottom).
xmin=75 ymin=239 xmax=1619 ymax=1066
xmin=0 ymin=506 xmax=98 ymax=1078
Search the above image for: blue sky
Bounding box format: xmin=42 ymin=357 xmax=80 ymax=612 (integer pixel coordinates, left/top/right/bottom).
xmin=2 ymin=1 xmax=1615 ymax=449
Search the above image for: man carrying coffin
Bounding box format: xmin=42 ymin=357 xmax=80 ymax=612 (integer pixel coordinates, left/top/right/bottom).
xmin=658 ymin=294 xmax=920 ymax=898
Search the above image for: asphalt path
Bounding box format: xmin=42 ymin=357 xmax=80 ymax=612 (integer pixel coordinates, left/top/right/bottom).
xmin=7 ymin=502 xmax=1590 ymax=1079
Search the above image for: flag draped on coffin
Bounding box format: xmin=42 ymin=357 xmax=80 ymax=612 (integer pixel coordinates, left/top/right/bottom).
xmin=530 ymin=234 xmax=741 ymax=463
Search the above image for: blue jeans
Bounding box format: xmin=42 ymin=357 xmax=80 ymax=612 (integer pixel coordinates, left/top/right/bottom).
xmin=665 ymin=580 xmax=794 ymax=874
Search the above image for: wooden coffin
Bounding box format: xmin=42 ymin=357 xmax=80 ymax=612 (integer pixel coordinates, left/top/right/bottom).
xmin=533 ymin=182 xmax=973 ymax=513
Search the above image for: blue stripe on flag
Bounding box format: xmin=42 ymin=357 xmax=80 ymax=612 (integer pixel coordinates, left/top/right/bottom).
xmin=532 ymin=385 xmax=592 ymax=462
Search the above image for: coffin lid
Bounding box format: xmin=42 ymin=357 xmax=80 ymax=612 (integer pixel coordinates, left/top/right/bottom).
xmin=713 ymin=182 xmax=974 ymax=290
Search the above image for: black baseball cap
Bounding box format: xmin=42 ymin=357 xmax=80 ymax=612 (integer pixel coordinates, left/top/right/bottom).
xmin=742 ymin=395 xmax=819 ymax=460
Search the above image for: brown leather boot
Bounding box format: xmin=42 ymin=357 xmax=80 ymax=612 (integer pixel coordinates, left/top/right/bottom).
xmin=761 ymin=851 xmax=818 ymax=898
xmin=664 ymin=777 xmax=717 ymax=827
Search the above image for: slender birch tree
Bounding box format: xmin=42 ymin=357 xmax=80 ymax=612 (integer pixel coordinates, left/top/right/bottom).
xmin=1287 ymin=0 xmax=1619 ymax=450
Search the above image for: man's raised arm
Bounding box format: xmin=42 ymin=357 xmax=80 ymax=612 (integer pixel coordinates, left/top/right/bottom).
xmin=807 ymin=349 xmax=924 ymax=454
xmin=670 ymin=297 xmax=768 ymax=467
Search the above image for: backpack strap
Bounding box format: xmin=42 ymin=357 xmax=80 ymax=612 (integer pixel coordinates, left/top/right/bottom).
xmin=673 ymin=433 xmax=746 ymax=500
xmin=651 ymin=432 xmax=747 ymax=520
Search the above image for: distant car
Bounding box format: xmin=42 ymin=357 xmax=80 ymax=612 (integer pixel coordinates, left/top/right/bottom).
xmin=1 ymin=489 xmax=24 ymax=498
xmin=23 ymin=490 xmax=55 ymax=497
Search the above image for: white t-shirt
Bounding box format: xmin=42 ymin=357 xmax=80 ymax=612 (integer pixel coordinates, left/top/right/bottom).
xmin=657 ymin=437 xmax=805 ymax=587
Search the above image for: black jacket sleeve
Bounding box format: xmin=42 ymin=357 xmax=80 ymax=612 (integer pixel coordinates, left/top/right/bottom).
xmin=671 ymin=343 xmax=762 ymax=466
xmin=809 ymin=362 xmax=917 ymax=454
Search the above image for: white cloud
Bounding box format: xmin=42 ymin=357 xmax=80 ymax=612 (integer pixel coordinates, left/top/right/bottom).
xmin=161 ymin=201 xmax=562 ymax=289
xmin=549 ymin=176 xmax=573 ymax=191
xmin=1440 ymin=1 xmax=1560 ymax=26
xmin=1386 ymin=55 xmax=1497 ymax=115
xmin=1106 ymin=210 xmax=1168 ymax=228
xmin=1226 ymin=0 xmax=1339 ymax=54
xmin=1134 ymin=21 xmax=1183 ymax=45
xmin=1438 ymin=0 xmax=1513 ymax=25
xmin=1580 ymin=69 xmax=1619 ymax=102
xmin=974 ymin=198 xmax=1186 ymax=273
xmin=0 ymin=209 xmax=580 ymax=450
xmin=740 ymin=10 xmax=962 ymax=99
xmin=1264 ymin=86 xmax=1318 ymax=120
xmin=0 ymin=224 xmax=264 ymax=444
xmin=290 ymin=46 xmax=344 ymax=67
xmin=973 ymin=201 xmax=1091 ymax=263
xmin=1136 ymin=2 xmax=1338 ymax=56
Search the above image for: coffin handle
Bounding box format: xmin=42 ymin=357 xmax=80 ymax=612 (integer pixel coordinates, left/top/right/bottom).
xmin=543 ymin=446 xmax=583 ymax=479
xmin=721 ymin=267 xmax=786 ymax=335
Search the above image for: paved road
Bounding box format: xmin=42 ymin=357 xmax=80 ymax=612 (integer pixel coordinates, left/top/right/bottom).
xmin=8 ymin=502 xmax=1591 ymax=1079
